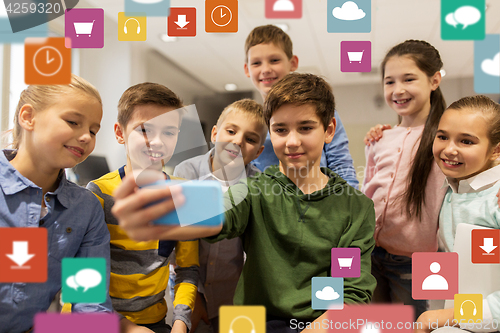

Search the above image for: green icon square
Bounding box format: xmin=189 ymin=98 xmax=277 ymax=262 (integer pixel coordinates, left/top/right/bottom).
xmin=62 ymin=258 xmax=106 ymax=304
xmin=441 ymin=0 xmax=485 ymax=40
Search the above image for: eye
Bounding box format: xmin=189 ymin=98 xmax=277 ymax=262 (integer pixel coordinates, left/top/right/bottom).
xmin=251 ymin=61 xmax=261 ymax=66
xmin=270 ymin=58 xmax=281 ymax=63
xmin=163 ymin=131 xmax=177 ymax=136
xmin=405 ymin=78 xmax=415 ymax=82
xmin=136 ymin=127 xmax=149 ymax=133
xmin=384 ymin=81 xmax=394 ymax=85
xmin=461 ymin=139 xmax=474 ymax=145
xmin=226 ymin=129 xmax=235 ymax=135
xmin=66 ymin=120 xmax=77 ymax=126
xmin=300 ymin=126 xmax=312 ymax=131
xmin=436 ymin=135 xmax=447 ymax=140
xmin=90 ymin=130 xmax=96 ymax=136
xmin=246 ymin=137 xmax=257 ymax=143
xmin=274 ymin=128 xmax=286 ymax=134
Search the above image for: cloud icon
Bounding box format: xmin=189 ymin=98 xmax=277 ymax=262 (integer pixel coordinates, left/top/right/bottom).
xmin=332 ymin=1 xmax=366 ymax=21
xmin=481 ymin=52 xmax=500 ymax=77
xmin=315 ymin=286 xmax=340 ymax=301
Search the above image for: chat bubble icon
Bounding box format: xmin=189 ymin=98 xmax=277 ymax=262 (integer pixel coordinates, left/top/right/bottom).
xmin=445 ymin=12 xmax=458 ymax=28
xmin=454 ymin=5 xmax=481 ymax=29
xmin=75 ymin=268 xmax=102 ymax=292
xmin=65 ymin=275 xmax=79 ymax=291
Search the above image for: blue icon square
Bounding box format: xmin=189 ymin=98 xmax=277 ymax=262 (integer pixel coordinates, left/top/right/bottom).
xmin=0 ymin=18 xmax=47 ymax=44
xmin=125 ymin=0 xmax=170 ymax=17
xmin=327 ymin=0 xmax=371 ymax=33
xmin=311 ymin=277 xmax=344 ymax=310
xmin=474 ymin=34 xmax=500 ymax=94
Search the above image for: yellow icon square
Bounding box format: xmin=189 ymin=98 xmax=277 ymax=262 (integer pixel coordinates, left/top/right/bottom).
xmin=454 ymin=294 xmax=483 ymax=324
xmin=118 ymin=12 xmax=147 ymax=41
xmin=220 ymin=306 xmax=265 ymax=333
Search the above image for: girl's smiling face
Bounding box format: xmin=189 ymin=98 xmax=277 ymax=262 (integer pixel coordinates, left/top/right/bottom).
xmin=433 ymin=108 xmax=500 ymax=181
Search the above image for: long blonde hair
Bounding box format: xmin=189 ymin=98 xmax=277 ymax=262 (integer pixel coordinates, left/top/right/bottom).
xmin=8 ymin=74 xmax=102 ymax=149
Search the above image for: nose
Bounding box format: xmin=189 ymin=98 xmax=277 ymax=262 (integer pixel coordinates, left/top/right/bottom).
xmin=232 ymin=134 xmax=243 ymax=146
xmin=148 ymin=132 xmax=164 ymax=148
xmin=286 ymin=130 xmax=301 ymax=148
xmin=394 ymin=81 xmax=405 ymax=95
xmin=261 ymin=61 xmax=271 ymax=74
xmin=443 ymin=141 xmax=458 ymax=156
xmin=78 ymin=130 xmax=92 ymax=143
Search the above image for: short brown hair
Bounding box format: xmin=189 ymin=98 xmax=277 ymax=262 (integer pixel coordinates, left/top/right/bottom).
xmin=216 ymin=99 xmax=267 ymax=144
xmin=117 ymin=82 xmax=183 ymax=127
xmin=244 ymin=25 xmax=293 ymax=62
xmin=264 ymin=73 xmax=335 ymax=130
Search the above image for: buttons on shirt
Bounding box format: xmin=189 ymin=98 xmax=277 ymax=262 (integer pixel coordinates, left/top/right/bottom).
xmin=46 ymin=197 xmax=51 ymax=203
xmin=390 ymin=173 xmax=394 ymax=179
xmin=406 ymin=127 xmax=411 ymax=131
xmin=66 ymin=227 xmax=72 ymax=233
xmin=397 ymin=148 xmax=401 ymax=153
xmin=383 ymin=198 xmax=387 ymax=203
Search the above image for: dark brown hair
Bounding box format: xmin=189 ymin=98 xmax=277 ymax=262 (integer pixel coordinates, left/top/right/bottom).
xmin=264 ymin=73 xmax=335 ymax=130
xmin=446 ymin=95 xmax=500 ymax=147
xmin=244 ymin=25 xmax=293 ymax=62
xmin=117 ymin=82 xmax=183 ymax=127
xmin=381 ymin=40 xmax=446 ymax=219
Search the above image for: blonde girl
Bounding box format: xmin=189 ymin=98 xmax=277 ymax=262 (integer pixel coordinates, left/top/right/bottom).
xmin=362 ymin=40 xmax=448 ymax=319
xmin=0 ymin=75 xmax=113 ymax=333
xmin=416 ymin=95 xmax=500 ymax=333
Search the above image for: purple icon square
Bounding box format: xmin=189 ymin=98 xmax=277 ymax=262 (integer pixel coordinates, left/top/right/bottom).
xmin=34 ymin=313 xmax=119 ymax=333
xmin=331 ymin=247 xmax=360 ymax=278
xmin=65 ymin=8 xmax=104 ymax=49
xmin=340 ymin=41 xmax=371 ymax=73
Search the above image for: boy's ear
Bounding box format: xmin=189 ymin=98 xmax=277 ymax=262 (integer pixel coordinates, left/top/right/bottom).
xmin=324 ymin=118 xmax=336 ymax=144
xmin=289 ymin=55 xmax=299 ymax=73
xmin=18 ymin=104 xmax=36 ymax=131
xmin=253 ymin=144 xmax=265 ymax=160
xmin=210 ymin=125 xmax=218 ymax=144
xmin=244 ymin=63 xmax=250 ymax=78
xmin=114 ymin=122 xmax=126 ymax=145
xmin=491 ymin=143 xmax=500 ymax=161
xmin=430 ymin=70 xmax=442 ymax=91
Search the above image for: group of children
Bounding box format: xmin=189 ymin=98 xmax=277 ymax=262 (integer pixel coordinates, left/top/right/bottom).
xmin=1 ymin=23 xmax=500 ymax=333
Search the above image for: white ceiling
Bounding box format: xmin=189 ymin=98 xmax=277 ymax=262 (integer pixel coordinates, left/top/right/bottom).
xmin=84 ymin=0 xmax=500 ymax=92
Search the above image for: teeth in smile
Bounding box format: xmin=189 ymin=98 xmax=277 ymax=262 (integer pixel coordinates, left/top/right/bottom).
xmin=68 ymin=147 xmax=81 ymax=154
xmin=445 ymin=160 xmax=460 ymax=165
xmin=147 ymin=152 xmax=163 ymax=158
xmin=395 ymin=99 xmax=410 ymax=104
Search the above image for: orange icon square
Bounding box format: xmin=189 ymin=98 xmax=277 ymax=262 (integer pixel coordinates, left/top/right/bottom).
xmin=472 ymin=229 xmax=500 ymax=264
xmin=0 ymin=228 xmax=48 ymax=283
xmin=25 ymin=37 xmax=72 ymax=85
xmin=205 ymin=0 xmax=238 ymax=33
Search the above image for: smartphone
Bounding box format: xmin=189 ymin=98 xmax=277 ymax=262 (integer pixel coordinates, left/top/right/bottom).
xmin=142 ymin=180 xmax=224 ymax=227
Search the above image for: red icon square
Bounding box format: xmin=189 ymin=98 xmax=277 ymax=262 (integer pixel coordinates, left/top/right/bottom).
xmin=412 ymin=252 xmax=458 ymax=300
xmin=0 ymin=228 xmax=48 ymax=283
xmin=472 ymin=229 xmax=500 ymax=264
xmin=168 ymin=7 xmax=196 ymax=37
xmin=265 ymin=0 xmax=302 ymax=19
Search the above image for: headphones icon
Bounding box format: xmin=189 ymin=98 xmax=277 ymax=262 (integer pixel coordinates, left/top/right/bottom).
xmin=229 ymin=316 xmax=256 ymax=333
xmin=124 ymin=18 xmax=141 ymax=34
xmin=460 ymin=300 xmax=477 ymax=316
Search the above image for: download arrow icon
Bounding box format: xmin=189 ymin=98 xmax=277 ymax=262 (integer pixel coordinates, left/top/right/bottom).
xmin=175 ymin=15 xmax=189 ymax=29
xmin=479 ymin=238 xmax=497 ymax=255
xmin=6 ymin=241 xmax=35 ymax=267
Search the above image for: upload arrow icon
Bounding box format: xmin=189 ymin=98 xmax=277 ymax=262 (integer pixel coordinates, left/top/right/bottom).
xmin=0 ymin=228 xmax=48 ymax=283
xmin=168 ymin=7 xmax=196 ymax=37
xmin=472 ymin=229 xmax=500 ymax=264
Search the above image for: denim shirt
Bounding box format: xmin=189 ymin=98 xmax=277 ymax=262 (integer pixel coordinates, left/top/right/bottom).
xmin=252 ymin=110 xmax=359 ymax=188
xmin=0 ymin=150 xmax=113 ymax=333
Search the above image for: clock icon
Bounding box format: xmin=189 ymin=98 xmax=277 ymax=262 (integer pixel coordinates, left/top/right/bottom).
xmin=33 ymin=46 xmax=63 ymax=77
xmin=211 ymin=5 xmax=232 ymax=27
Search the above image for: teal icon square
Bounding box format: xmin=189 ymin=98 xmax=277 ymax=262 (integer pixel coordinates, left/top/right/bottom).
xmin=474 ymin=34 xmax=500 ymax=94
xmin=327 ymin=0 xmax=371 ymax=33
xmin=0 ymin=19 xmax=47 ymax=44
xmin=311 ymin=277 xmax=344 ymax=310
xmin=62 ymin=258 xmax=106 ymax=304
xmin=441 ymin=0 xmax=485 ymax=40
xmin=125 ymin=0 xmax=170 ymax=17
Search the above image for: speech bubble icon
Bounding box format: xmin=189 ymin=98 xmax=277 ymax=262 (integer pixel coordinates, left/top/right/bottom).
xmin=66 ymin=275 xmax=79 ymax=291
xmin=75 ymin=268 xmax=102 ymax=292
xmin=454 ymin=5 xmax=481 ymax=29
xmin=445 ymin=12 xmax=458 ymax=28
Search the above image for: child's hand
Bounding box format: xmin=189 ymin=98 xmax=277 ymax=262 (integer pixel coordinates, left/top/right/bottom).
xmin=112 ymin=173 xmax=185 ymax=241
xmin=191 ymin=292 xmax=210 ymax=333
xmin=363 ymin=124 xmax=392 ymax=146
xmin=171 ymin=320 xmax=188 ymax=333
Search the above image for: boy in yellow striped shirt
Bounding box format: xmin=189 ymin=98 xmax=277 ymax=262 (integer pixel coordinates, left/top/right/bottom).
xmin=87 ymin=83 xmax=198 ymax=333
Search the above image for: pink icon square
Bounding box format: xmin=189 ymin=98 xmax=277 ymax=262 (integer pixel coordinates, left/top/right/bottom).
xmin=340 ymin=41 xmax=371 ymax=73
xmin=412 ymin=252 xmax=458 ymax=300
xmin=331 ymin=248 xmax=360 ymax=278
xmin=34 ymin=313 xmax=119 ymax=333
xmin=65 ymin=8 xmax=104 ymax=48
xmin=265 ymin=0 xmax=302 ymax=19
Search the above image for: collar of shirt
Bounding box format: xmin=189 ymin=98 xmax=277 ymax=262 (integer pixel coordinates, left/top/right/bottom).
xmin=0 ymin=149 xmax=70 ymax=208
xmin=442 ymin=163 xmax=500 ymax=194
xmin=199 ymin=148 xmax=249 ymax=187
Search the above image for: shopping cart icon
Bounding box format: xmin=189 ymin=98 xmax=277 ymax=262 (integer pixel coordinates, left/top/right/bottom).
xmin=74 ymin=20 xmax=95 ymax=37
xmin=338 ymin=257 xmax=354 ymax=269
xmin=347 ymin=50 xmax=364 ymax=63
